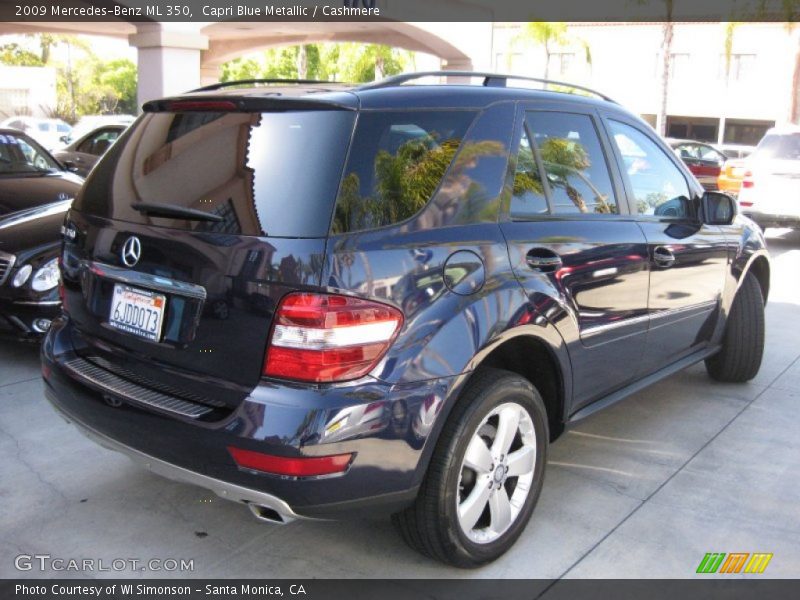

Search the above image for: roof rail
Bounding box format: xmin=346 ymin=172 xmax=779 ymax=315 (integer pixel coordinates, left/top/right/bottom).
xmin=191 ymin=78 xmax=340 ymax=92
xmin=357 ymin=71 xmax=617 ymax=103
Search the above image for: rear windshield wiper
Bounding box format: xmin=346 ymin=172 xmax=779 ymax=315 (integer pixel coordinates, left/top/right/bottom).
xmin=131 ymin=202 xmax=223 ymax=222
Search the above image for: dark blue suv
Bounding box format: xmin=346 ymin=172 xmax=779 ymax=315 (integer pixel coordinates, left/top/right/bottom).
xmin=42 ymin=72 xmax=769 ymax=567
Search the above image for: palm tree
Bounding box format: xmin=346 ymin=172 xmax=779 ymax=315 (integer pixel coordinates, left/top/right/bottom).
xmin=718 ymin=22 xmax=741 ymax=144
xmin=514 ymin=22 xmax=568 ymax=80
xmin=655 ymin=8 xmax=674 ymax=137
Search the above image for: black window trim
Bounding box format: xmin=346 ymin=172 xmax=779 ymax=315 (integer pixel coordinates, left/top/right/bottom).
xmin=599 ymin=112 xmax=704 ymax=224
xmin=503 ymin=103 xmax=631 ymax=223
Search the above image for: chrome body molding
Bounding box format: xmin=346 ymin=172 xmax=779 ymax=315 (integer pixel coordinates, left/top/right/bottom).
xmin=581 ymin=300 xmax=718 ymax=339
xmin=0 ymin=250 xmax=16 ymax=286
xmin=84 ymin=261 xmax=207 ymax=301
xmin=13 ymin=299 xmax=61 ymax=306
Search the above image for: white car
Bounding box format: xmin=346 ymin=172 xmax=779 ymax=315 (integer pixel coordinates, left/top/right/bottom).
xmin=0 ymin=116 xmax=72 ymax=151
xmin=737 ymin=127 xmax=800 ymax=230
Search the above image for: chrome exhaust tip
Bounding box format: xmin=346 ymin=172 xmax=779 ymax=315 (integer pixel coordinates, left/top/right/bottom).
xmin=248 ymin=502 xmax=293 ymax=524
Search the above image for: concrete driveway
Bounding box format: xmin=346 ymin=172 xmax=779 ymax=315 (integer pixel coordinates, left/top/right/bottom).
xmin=1 ymin=229 xmax=798 ymax=579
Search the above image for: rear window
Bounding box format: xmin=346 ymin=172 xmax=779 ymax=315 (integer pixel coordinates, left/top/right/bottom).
xmin=332 ymin=110 xmax=476 ymax=233
xmin=752 ymin=133 xmax=800 ymax=161
xmin=75 ymin=110 xmax=356 ymax=238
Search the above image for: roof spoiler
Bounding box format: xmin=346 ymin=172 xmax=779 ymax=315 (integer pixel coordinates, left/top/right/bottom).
xmin=142 ymin=95 xmax=357 ymax=113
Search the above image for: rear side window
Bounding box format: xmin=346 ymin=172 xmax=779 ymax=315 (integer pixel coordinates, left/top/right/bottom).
xmin=332 ymin=110 xmax=476 ymax=233
xmin=526 ymin=112 xmax=619 ymax=215
xmin=75 ymin=110 xmax=356 ymax=238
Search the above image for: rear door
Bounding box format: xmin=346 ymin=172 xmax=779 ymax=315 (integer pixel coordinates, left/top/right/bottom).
xmin=500 ymin=104 xmax=650 ymax=410
xmin=62 ymin=104 xmax=356 ymax=409
xmin=602 ymin=116 xmax=728 ymax=373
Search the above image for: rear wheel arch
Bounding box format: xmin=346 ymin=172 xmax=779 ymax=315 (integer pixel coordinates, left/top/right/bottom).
xmin=462 ymin=333 xmax=567 ymax=442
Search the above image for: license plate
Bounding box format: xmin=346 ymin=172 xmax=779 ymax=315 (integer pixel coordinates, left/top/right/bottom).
xmin=108 ymin=284 xmax=166 ymax=342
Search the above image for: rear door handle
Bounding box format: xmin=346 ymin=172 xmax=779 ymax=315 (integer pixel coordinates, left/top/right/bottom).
xmin=653 ymin=246 xmax=676 ymax=268
xmin=526 ymin=249 xmax=563 ymax=272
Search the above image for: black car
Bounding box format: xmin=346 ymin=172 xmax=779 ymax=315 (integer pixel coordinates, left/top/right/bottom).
xmin=0 ymin=129 xmax=83 ymax=339
xmin=42 ymin=73 xmax=769 ymax=567
xmin=0 ymin=201 xmax=70 ymax=339
xmin=0 ymin=129 xmax=83 ymax=215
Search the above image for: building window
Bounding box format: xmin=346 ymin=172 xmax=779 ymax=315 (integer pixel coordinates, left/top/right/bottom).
xmin=495 ymin=52 xmax=523 ymax=73
xmin=718 ymin=54 xmax=756 ymax=81
xmin=654 ymin=53 xmax=690 ymax=79
xmin=548 ymin=52 xmax=575 ymax=77
xmin=669 ymin=53 xmax=690 ymax=79
xmin=0 ymin=88 xmax=31 ymax=116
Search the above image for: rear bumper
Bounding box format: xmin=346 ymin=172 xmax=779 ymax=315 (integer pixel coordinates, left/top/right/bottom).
xmin=42 ymin=317 xmax=456 ymax=519
xmin=0 ymin=297 xmax=60 ymax=341
xmin=47 ymin=396 xmax=304 ymax=524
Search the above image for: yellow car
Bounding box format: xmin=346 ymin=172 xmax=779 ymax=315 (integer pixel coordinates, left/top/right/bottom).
xmin=717 ymin=159 xmax=748 ymax=197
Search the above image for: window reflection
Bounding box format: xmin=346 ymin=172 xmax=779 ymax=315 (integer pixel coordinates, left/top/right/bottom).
xmin=332 ymin=111 xmax=476 ymax=233
xmin=527 ymin=112 xmax=618 ymax=215
xmin=511 ymin=129 xmax=548 ymax=217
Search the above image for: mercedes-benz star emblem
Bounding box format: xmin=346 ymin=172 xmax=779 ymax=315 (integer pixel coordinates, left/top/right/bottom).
xmin=121 ymin=236 xmax=141 ymax=267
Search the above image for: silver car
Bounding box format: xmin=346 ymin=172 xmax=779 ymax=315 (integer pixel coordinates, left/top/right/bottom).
xmin=53 ymin=124 xmax=127 ymax=178
xmin=737 ymin=127 xmax=800 ymax=230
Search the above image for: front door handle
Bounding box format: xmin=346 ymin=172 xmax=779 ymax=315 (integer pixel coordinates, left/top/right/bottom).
xmin=526 ymin=248 xmax=563 ymax=272
xmin=653 ymin=246 xmax=676 ymax=268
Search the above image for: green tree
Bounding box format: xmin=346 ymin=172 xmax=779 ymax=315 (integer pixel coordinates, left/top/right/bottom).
xmin=97 ymin=59 xmax=137 ymax=114
xmin=221 ymin=42 xmax=411 ymax=84
xmin=0 ymin=43 xmax=44 ymax=66
xmin=220 ymin=57 xmax=261 ymax=82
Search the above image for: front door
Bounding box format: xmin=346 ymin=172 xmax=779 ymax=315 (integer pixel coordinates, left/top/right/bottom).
xmin=603 ymin=118 xmax=729 ymax=374
xmin=500 ymin=106 xmax=651 ymax=410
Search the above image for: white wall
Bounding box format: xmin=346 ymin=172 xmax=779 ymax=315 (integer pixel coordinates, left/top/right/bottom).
xmin=0 ymin=65 xmax=57 ymax=119
xmin=492 ymin=22 xmax=796 ymax=126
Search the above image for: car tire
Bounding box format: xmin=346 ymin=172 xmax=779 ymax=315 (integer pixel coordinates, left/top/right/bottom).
xmin=705 ymin=272 xmax=765 ymax=383
xmin=392 ymin=368 xmax=548 ymax=567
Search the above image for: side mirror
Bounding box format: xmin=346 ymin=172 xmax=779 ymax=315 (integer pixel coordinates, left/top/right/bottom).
xmin=702 ymin=191 xmax=737 ymax=226
xmin=62 ymin=160 xmax=79 ymax=173
xmin=59 ymin=135 xmax=70 ymax=144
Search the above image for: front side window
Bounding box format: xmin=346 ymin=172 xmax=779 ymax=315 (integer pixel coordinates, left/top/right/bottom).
xmin=609 ymin=120 xmax=692 ymax=218
xmin=527 ymin=112 xmax=619 ymax=215
xmin=332 ymin=110 xmax=476 ymax=233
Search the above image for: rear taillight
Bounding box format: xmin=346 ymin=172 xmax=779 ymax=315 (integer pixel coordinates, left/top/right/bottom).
xmin=263 ymin=292 xmax=403 ymax=383
xmin=742 ymin=171 xmax=754 ymax=189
